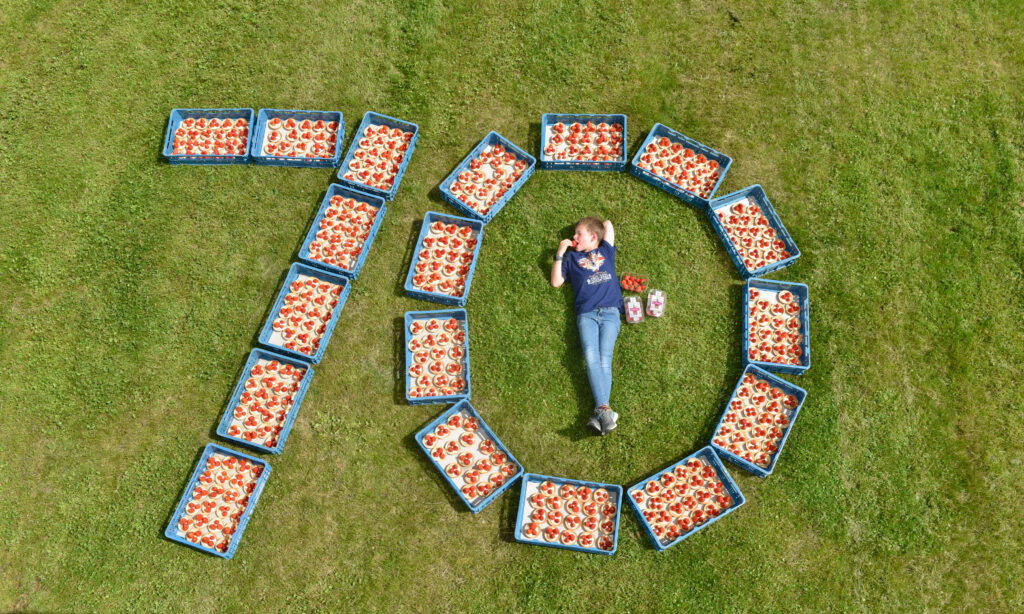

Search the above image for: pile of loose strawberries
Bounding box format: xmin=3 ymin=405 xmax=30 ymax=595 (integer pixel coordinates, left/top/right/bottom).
xmin=620 ymin=273 xmax=648 ymax=293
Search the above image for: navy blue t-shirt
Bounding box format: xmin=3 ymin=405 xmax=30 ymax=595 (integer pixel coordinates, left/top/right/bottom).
xmin=561 ymin=240 xmax=624 ymax=315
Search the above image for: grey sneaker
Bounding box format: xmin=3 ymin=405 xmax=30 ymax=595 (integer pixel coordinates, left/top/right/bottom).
xmin=597 ymin=406 xmax=619 ymax=435
xmin=586 ymin=411 xmax=603 ymax=434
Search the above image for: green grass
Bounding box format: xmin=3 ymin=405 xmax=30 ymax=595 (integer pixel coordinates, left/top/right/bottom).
xmin=1 ymin=0 xmax=1023 ymax=611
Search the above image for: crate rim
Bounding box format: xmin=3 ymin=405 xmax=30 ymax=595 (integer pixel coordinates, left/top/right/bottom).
xmin=297 ymin=183 xmax=387 ymax=280
xmin=403 ymin=308 xmax=471 ymax=405
xmin=513 ymin=471 xmax=623 ymax=555
xmin=439 ymin=131 xmax=537 ymax=224
xmin=413 ymin=400 xmax=523 ymax=513
xmin=256 ymin=262 xmax=351 ymax=364
xmin=163 ymin=107 xmax=255 ymax=162
xmin=707 ymin=184 xmax=802 ymax=278
xmin=625 ymin=446 xmax=745 ymax=551
xmin=164 ymin=442 xmax=271 ymax=559
xmin=741 ymin=276 xmax=812 ymax=374
xmin=214 ymin=347 xmax=315 ymax=455
xmin=403 ymin=211 xmax=485 ymax=306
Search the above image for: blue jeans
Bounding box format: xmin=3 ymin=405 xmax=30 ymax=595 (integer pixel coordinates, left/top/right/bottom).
xmin=577 ymin=307 xmax=621 ymax=408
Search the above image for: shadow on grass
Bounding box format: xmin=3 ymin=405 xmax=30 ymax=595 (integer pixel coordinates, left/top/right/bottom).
xmin=391 ymin=316 xmax=408 ymax=405
xmin=204 ymin=353 xmax=253 ymax=443
xmin=393 ymin=218 xmax=423 ymax=299
xmin=700 ymin=281 xmax=749 ymax=439
xmin=426 ymin=181 xmax=447 ymax=208
xmin=527 ymin=121 xmax=542 ymax=158
xmin=497 ymin=478 xmax=524 ymax=544
xmin=245 ymin=266 xmax=292 ymax=350
xmin=628 ymin=127 xmax=648 ymax=167
xmin=402 ymin=414 xmax=470 ymax=514
xmin=286 ymin=183 xmax=331 ymax=261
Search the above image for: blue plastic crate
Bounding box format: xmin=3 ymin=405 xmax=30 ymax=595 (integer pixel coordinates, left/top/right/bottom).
xmin=438 ymin=131 xmax=537 ymax=225
xmin=162 ymin=108 xmax=255 ymax=165
xmin=539 ymin=113 xmax=628 ymax=171
xmin=214 ymin=348 xmax=314 ymax=455
xmin=164 ymin=443 xmax=272 ymax=559
xmin=257 ymin=262 xmax=352 ymax=364
xmin=628 ymin=123 xmax=732 ymax=208
xmin=513 ymin=473 xmax=623 ymax=555
xmin=297 ymin=184 xmax=387 ymax=280
xmin=250 ymin=109 xmax=345 ymax=168
xmin=742 ymin=277 xmax=811 ymax=375
xmin=404 ymin=309 xmax=471 ymax=405
xmin=709 ymin=365 xmax=807 ymax=478
xmin=413 ymin=400 xmax=523 ymax=513
xmin=337 ymin=111 xmax=419 ymax=201
xmin=626 ymin=446 xmax=745 ymax=552
xmin=707 ymin=185 xmax=801 ymax=279
xmin=403 ymin=211 xmax=484 ymax=307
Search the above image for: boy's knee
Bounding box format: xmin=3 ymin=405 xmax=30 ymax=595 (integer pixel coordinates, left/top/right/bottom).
xmin=582 ymin=349 xmax=601 ymax=365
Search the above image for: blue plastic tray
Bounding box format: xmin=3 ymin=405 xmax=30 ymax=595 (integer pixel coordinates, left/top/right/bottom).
xmin=164 ymin=443 xmax=272 ymax=559
xmin=626 ymin=446 xmax=745 ymax=552
xmin=214 ymin=348 xmax=314 ymax=455
xmin=404 ymin=309 xmax=471 ymax=405
xmin=250 ymin=109 xmax=344 ymax=168
xmin=539 ymin=113 xmax=628 ymax=171
xmin=297 ymin=184 xmax=387 ymax=280
xmin=163 ymin=108 xmax=255 ymax=165
xmin=513 ymin=473 xmax=623 ymax=555
xmin=707 ymin=185 xmax=801 ymax=279
xmin=742 ymin=277 xmax=811 ymax=375
xmin=337 ymin=111 xmax=419 ymax=201
xmin=628 ymin=123 xmax=732 ymax=208
xmin=257 ymin=262 xmax=352 ymax=364
xmin=710 ymin=365 xmax=807 ymax=478
xmin=413 ymin=400 xmax=523 ymax=513
xmin=438 ymin=131 xmax=537 ymax=225
xmin=403 ymin=211 xmax=484 ymax=307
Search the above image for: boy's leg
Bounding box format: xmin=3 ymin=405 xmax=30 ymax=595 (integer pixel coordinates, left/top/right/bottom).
xmin=596 ymin=308 xmax=621 ymax=434
xmin=576 ymin=311 xmax=608 ymax=408
xmin=597 ymin=309 xmax=621 ymax=406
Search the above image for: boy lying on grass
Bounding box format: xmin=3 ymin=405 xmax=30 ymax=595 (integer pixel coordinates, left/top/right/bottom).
xmin=551 ymin=217 xmax=624 ymax=435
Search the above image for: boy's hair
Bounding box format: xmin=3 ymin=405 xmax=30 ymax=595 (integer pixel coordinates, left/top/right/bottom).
xmin=576 ymin=217 xmax=604 ymax=241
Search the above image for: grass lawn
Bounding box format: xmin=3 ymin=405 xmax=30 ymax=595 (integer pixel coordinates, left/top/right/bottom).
xmin=1 ymin=0 xmax=1023 ymax=611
